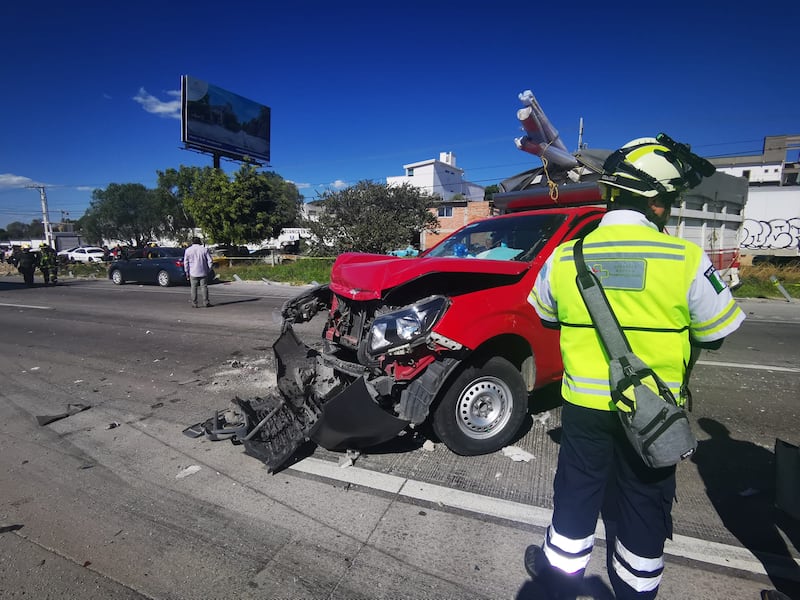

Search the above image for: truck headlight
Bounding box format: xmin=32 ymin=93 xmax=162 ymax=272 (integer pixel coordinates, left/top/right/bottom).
xmin=369 ymin=296 xmax=448 ymax=354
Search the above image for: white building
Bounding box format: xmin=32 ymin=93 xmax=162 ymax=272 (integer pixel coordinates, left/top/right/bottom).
xmin=386 ymin=152 xmax=485 ymax=202
xmin=710 ymin=135 xmax=800 ymax=259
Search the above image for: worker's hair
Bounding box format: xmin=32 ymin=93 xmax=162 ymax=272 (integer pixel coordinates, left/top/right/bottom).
xmin=192 ymin=237 xmax=202 ymax=245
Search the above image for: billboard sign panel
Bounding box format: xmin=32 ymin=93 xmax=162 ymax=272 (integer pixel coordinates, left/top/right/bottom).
xmin=181 ymin=75 xmax=270 ymax=163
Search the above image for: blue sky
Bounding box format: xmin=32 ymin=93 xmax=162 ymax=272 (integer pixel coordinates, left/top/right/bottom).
xmin=1 ymin=1 xmax=798 ymax=230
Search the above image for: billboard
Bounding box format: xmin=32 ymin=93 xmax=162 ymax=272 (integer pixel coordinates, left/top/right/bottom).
xmin=181 ymin=75 xmax=270 ymax=163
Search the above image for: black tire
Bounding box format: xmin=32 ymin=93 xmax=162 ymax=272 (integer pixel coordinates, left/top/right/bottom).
xmin=157 ymin=270 xmax=172 ymax=287
xmin=110 ymin=269 xmax=125 ymax=285
xmin=431 ymin=356 xmax=527 ymax=456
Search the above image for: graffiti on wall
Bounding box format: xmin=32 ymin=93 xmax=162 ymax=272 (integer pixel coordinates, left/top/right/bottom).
xmin=739 ymin=218 xmax=800 ymax=250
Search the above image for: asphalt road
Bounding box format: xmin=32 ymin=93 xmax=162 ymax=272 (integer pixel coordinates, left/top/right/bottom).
xmin=0 ymin=274 xmax=798 ymax=599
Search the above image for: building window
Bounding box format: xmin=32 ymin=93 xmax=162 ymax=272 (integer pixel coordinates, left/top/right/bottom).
xmin=407 ymin=168 xmax=414 ymax=177
xmin=438 ymin=206 xmax=453 ymax=217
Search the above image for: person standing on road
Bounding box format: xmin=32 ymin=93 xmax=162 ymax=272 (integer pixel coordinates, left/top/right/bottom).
xmin=12 ymin=243 xmax=39 ymax=286
xmin=38 ymin=243 xmax=58 ymax=286
xmin=183 ymin=237 xmax=214 ymax=308
xmin=525 ymin=135 xmax=746 ymax=599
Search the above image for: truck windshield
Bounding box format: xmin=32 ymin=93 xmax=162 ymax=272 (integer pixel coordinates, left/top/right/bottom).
xmin=424 ymin=213 xmax=566 ymax=261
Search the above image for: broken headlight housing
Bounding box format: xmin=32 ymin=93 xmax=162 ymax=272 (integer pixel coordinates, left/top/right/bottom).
xmin=367 ymin=296 xmax=448 ymax=356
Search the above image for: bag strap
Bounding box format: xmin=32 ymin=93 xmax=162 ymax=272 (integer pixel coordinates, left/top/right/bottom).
xmin=573 ymin=238 xmax=631 ymax=360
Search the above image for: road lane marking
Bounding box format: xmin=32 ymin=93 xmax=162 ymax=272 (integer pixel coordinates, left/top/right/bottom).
xmin=290 ymin=457 xmax=800 ymax=580
xmin=0 ymin=302 xmax=53 ymax=310
xmin=698 ymin=360 xmax=800 ymax=373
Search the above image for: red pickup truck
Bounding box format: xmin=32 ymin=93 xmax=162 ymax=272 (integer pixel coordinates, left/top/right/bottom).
xmin=193 ymin=198 xmax=605 ymax=471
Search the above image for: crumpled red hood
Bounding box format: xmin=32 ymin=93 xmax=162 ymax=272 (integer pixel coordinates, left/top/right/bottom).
xmin=329 ymin=253 xmax=530 ymax=301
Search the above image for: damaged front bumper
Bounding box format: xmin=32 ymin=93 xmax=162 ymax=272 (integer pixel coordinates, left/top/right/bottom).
xmin=185 ymin=286 xmax=410 ymax=472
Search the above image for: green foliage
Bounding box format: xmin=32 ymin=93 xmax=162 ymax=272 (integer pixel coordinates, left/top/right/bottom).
xmin=304 ymin=181 xmax=439 ymax=255
xmin=3 ymin=220 xmax=44 ymax=240
xmin=483 ymin=184 xmax=499 ymax=200
xmin=164 ymin=164 xmax=301 ymax=246
xmin=214 ymin=257 xmax=334 ymax=285
xmin=733 ymin=264 xmax=800 ymax=299
xmin=83 ymin=184 xmax=174 ymax=246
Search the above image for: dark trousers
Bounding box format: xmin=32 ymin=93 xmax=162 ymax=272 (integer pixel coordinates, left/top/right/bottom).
xmin=41 ymin=266 xmax=57 ymax=284
xmin=18 ymin=266 xmax=35 ymax=286
xmin=190 ymin=276 xmax=209 ymax=306
xmin=548 ymin=401 xmax=676 ymax=599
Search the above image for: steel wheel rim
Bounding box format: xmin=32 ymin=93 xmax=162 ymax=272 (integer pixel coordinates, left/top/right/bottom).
xmin=455 ymin=375 xmax=513 ymax=439
xmin=112 ymin=271 xmax=122 ymax=284
xmin=157 ymin=271 xmax=170 ymax=286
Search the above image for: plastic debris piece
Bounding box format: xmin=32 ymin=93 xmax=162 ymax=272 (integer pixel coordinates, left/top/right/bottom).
xmin=501 ymin=446 xmax=535 ymax=462
xmin=176 ymin=465 xmax=202 ymax=479
xmin=106 ymin=422 xmax=121 ymax=429
xmin=422 ymin=440 xmax=436 ymax=452
xmin=533 ymin=411 xmax=551 ymax=426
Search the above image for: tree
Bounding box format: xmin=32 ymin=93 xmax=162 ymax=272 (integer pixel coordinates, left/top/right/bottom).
xmin=484 ymin=184 xmax=500 ymax=201
xmin=83 ymin=183 xmax=170 ymax=246
xmin=168 ymin=163 xmax=301 ymax=246
xmin=304 ymin=181 xmax=439 ymax=255
xmin=5 ymin=221 xmax=32 ymax=240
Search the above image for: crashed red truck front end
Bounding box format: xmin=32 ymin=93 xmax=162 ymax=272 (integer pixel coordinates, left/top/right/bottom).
xmin=188 ymin=205 xmax=605 ymax=471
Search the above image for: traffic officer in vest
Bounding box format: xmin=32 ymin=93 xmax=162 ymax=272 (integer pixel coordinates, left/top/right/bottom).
xmin=526 ymin=135 xmax=746 ymax=599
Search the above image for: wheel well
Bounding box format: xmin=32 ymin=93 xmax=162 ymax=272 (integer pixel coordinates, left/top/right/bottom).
xmin=470 ymin=334 xmax=535 ymax=391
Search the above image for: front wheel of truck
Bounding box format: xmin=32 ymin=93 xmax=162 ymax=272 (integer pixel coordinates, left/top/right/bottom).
xmin=431 ymin=356 xmax=528 ymax=456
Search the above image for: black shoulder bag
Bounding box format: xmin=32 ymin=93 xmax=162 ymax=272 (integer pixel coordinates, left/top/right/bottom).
xmin=572 ymin=238 xmax=697 ymax=468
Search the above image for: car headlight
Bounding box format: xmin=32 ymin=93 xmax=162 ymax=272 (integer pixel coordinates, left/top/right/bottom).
xmin=368 ymin=296 xmax=448 ymax=355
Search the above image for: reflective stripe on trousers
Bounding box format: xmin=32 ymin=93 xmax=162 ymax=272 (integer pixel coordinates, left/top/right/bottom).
xmin=612 ymin=538 xmax=664 ymax=593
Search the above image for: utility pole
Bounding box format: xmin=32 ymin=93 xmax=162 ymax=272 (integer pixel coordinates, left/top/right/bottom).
xmin=25 ymin=185 xmax=53 ymax=247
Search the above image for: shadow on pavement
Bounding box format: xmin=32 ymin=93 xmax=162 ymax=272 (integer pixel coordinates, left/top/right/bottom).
xmin=692 ymin=417 xmax=800 ymax=597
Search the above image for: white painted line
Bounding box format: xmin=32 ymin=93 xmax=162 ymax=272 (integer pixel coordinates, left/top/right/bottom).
xmin=289 ymin=456 xmax=406 ymax=493
xmin=698 ymin=360 xmax=800 ymax=373
xmin=666 ymin=534 xmax=770 ymax=576
xmin=398 ymin=479 xmax=553 ymax=529
xmin=0 ymin=302 xmax=53 ymax=310
xmin=291 ymin=457 xmax=799 ymax=578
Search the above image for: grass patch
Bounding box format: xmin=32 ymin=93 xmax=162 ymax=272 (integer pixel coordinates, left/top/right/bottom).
xmin=214 ymin=257 xmax=334 ymax=286
xmin=735 ymin=263 xmax=800 ymax=299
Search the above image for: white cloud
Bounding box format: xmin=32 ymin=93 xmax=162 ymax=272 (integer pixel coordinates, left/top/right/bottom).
xmin=0 ymin=173 xmax=39 ymax=190
xmin=289 ymin=181 xmax=312 ymax=190
xmin=133 ymin=87 xmax=181 ymax=120
xmin=331 ymin=180 xmax=348 ymax=189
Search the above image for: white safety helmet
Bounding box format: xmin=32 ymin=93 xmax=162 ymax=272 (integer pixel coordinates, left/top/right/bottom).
xmin=599 ymin=138 xmax=686 ymax=198
xmin=599 ymin=134 xmax=715 ymax=200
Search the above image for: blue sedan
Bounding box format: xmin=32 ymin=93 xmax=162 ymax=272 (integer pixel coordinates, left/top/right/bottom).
xmin=108 ymin=247 xmax=215 ymax=287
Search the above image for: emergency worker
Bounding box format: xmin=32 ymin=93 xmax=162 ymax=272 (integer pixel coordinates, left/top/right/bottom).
xmin=526 ymin=135 xmax=746 ymax=599
xmin=38 ymin=243 xmax=58 ymax=285
xmin=13 ymin=243 xmax=39 ymax=286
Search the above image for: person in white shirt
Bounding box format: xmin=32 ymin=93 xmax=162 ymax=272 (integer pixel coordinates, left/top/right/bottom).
xmin=183 ymin=237 xmax=214 ymax=308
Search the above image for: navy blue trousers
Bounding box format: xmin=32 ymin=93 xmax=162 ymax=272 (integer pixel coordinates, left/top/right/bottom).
xmin=549 ymin=401 xmax=676 ymax=599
